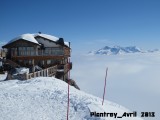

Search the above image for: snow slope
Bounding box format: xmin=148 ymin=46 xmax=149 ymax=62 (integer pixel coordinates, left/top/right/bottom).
xmin=0 ymin=77 xmax=143 ymax=120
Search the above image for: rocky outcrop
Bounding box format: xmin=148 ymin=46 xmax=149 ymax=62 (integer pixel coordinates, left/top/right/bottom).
xmin=65 ymin=79 xmax=80 ymax=90
xmin=5 ymin=70 xmax=27 ymax=80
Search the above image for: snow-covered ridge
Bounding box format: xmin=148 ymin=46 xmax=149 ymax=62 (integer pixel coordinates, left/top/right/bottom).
xmin=88 ymin=46 xmax=159 ymax=55
xmin=0 ymin=77 xmax=143 ymax=120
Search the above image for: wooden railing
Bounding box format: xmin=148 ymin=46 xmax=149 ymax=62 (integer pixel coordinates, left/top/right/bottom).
xmin=16 ymin=63 xmax=72 ymax=80
xmin=26 ymin=65 xmax=57 ymax=79
xmin=57 ymin=62 xmax=72 ymax=74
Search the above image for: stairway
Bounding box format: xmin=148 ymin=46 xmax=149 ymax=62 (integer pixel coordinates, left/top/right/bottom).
xmin=3 ymin=59 xmax=21 ymax=68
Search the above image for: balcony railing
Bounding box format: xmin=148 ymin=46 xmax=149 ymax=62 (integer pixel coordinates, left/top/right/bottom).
xmin=26 ymin=65 xmax=57 ymax=79
xmin=11 ymin=49 xmax=70 ymax=57
xmin=57 ymin=62 xmax=72 ymax=73
xmin=38 ymin=50 xmax=64 ymax=56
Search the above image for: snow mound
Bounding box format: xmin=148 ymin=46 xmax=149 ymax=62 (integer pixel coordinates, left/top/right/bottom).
xmin=0 ymin=77 xmax=143 ymax=120
xmin=15 ymin=67 xmax=29 ymax=75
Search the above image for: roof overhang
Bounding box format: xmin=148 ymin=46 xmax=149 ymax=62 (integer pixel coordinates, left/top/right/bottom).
xmin=2 ymin=39 xmax=40 ymax=48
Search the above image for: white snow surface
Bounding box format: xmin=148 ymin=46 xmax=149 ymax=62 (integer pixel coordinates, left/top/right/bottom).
xmin=0 ymin=73 xmax=7 ymax=81
xmin=0 ymin=77 xmax=143 ymax=120
xmin=15 ymin=67 xmax=29 ymax=75
xmin=34 ymin=33 xmax=59 ymax=42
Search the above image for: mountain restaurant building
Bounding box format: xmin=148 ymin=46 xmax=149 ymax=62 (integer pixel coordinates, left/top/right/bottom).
xmin=2 ymin=33 xmax=72 ymax=80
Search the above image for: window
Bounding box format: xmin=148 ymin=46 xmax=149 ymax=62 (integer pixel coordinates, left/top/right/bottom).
xmin=26 ymin=47 xmax=30 ymax=55
xmin=44 ymin=47 xmax=64 ymax=55
xmin=30 ymin=47 xmax=34 ymax=55
xmin=28 ymin=60 xmax=32 ymax=65
xmin=42 ymin=60 xmax=45 ymax=65
xmin=47 ymin=60 xmax=51 ymax=65
xmin=18 ymin=47 xmax=35 ymax=56
xmin=45 ymin=48 xmax=51 ymax=55
xmin=53 ymin=47 xmax=63 ymax=55
xmin=11 ymin=48 xmax=17 ymax=56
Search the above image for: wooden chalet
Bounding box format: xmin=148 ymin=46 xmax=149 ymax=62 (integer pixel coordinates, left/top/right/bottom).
xmin=2 ymin=33 xmax=72 ymax=80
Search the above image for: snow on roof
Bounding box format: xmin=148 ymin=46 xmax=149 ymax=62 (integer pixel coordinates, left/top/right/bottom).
xmin=64 ymin=42 xmax=69 ymax=47
xmin=34 ymin=33 xmax=69 ymax=47
xmin=6 ymin=34 xmax=40 ymax=45
xmin=34 ymin=33 xmax=59 ymax=42
xmin=4 ymin=33 xmax=69 ymax=47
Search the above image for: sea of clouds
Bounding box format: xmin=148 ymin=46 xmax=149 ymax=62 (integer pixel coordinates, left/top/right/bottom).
xmin=71 ymin=52 xmax=160 ymax=120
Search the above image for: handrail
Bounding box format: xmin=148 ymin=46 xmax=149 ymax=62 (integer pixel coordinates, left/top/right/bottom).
xmin=24 ymin=63 xmax=71 ymax=80
xmin=26 ymin=65 xmax=57 ymax=79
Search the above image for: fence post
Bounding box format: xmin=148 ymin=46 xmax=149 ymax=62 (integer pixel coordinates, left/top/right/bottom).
xmin=40 ymin=71 xmax=42 ymax=76
xmin=34 ymin=72 xmax=36 ymax=78
xmin=25 ymin=73 xmax=28 ymax=80
xmin=38 ymin=71 xmax=40 ymax=77
xmin=46 ymin=69 xmax=48 ymax=76
xmin=44 ymin=70 xmax=46 ymax=77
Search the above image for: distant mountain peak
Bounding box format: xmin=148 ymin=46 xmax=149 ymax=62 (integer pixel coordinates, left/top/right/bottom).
xmin=88 ymin=46 xmax=159 ymax=55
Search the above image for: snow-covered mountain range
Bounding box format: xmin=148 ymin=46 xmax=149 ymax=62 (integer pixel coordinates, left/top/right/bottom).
xmin=88 ymin=46 xmax=159 ymax=55
xmin=0 ymin=75 xmax=143 ymax=120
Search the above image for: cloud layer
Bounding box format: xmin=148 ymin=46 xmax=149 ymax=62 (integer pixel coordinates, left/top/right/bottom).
xmin=71 ymin=53 xmax=160 ymax=120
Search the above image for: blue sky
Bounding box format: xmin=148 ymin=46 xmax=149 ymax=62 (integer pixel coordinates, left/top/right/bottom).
xmin=0 ymin=0 xmax=160 ymax=53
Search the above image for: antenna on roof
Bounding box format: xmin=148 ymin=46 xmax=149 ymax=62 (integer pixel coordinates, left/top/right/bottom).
xmin=38 ymin=31 xmax=41 ymax=34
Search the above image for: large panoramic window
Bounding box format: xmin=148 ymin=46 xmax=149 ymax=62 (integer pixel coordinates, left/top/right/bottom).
xmin=18 ymin=47 xmax=35 ymax=56
xmin=11 ymin=48 xmax=17 ymax=56
xmin=53 ymin=47 xmax=64 ymax=55
xmin=44 ymin=48 xmax=51 ymax=55
xmin=47 ymin=60 xmax=51 ymax=65
xmin=44 ymin=47 xmax=64 ymax=55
